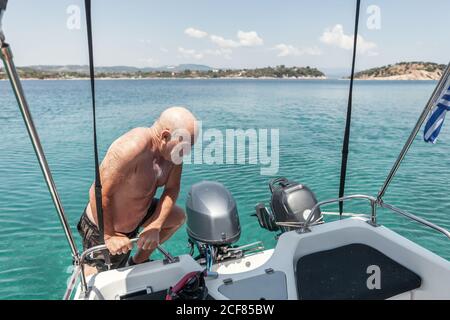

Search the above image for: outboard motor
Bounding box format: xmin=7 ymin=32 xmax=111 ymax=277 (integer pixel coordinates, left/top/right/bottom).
xmin=255 ymin=177 xmax=323 ymax=233
xmin=186 ymin=181 xmax=242 ymax=265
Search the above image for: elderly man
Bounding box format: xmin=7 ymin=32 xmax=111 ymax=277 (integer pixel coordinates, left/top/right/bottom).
xmin=77 ymin=106 xmax=198 ymax=275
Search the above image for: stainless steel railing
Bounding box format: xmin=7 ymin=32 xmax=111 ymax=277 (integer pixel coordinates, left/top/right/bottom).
xmin=79 ymin=239 xmax=177 ymax=266
xmin=298 ymin=194 xmax=450 ymax=240
xmin=65 ymin=239 xmax=177 ymax=300
xmin=379 ymin=201 xmax=450 ymax=239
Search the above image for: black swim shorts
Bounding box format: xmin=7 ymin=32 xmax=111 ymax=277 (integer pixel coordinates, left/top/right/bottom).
xmin=77 ymin=198 xmax=159 ymax=271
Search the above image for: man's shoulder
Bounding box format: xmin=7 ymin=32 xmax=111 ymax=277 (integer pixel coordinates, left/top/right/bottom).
xmin=109 ymin=128 xmax=149 ymax=157
xmin=125 ymin=127 xmax=150 ymax=140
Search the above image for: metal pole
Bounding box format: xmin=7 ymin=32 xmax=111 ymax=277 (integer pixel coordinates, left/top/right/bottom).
xmin=0 ymin=43 xmax=80 ymax=259
xmin=63 ymin=266 xmax=82 ymax=300
xmin=156 ymin=244 xmax=176 ymax=263
xmin=379 ymin=201 xmax=450 ymax=240
xmin=377 ymin=62 xmax=450 ymax=201
xmin=298 ymin=194 xmax=377 ymax=233
xmin=0 ymin=1 xmax=6 ymax=43
xmin=0 ymin=11 xmax=5 ymax=43
xmin=338 ymin=0 xmax=361 ymax=215
xmin=369 ymin=198 xmax=377 ymax=227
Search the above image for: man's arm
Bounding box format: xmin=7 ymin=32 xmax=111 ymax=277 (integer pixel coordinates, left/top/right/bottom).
xmin=138 ymin=164 xmax=182 ymax=250
xmin=89 ymin=130 xmax=145 ymax=254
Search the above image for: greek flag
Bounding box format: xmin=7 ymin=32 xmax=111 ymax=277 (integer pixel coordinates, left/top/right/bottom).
xmin=424 ymin=85 xmax=450 ymax=143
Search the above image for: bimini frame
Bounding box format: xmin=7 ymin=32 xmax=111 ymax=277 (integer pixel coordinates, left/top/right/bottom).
xmin=0 ymin=0 xmax=90 ymax=295
xmin=0 ymin=0 xmax=177 ymax=300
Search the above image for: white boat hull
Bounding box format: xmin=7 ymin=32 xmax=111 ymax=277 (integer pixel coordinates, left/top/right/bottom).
xmin=74 ymin=218 xmax=450 ymax=300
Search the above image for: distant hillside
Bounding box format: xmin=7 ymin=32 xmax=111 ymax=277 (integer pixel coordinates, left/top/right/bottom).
xmin=24 ymin=64 xmax=213 ymax=74
xmin=0 ymin=65 xmax=325 ymax=80
xmin=354 ymin=62 xmax=445 ymax=80
xmin=163 ymin=64 xmax=213 ymax=72
xmin=238 ymin=65 xmax=324 ymax=79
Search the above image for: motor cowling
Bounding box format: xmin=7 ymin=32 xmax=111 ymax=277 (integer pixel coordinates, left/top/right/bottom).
xmin=186 ymin=181 xmax=241 ymax=246
xmin=268 ymin=177 xmax=322 ymax=232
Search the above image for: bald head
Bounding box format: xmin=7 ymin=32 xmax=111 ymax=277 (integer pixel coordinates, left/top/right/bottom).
xmin=152 ymin=106 xmax=198 ymax=163
xmin=154 ymin=106 xmax=198 ymax=139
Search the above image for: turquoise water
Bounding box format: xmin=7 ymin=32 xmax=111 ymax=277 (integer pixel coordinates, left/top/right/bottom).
xmin=1 ymin=79 xmax=449 ymax=299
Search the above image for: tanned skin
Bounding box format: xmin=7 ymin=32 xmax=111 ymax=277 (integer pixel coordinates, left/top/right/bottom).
xmin=84 ymin=107 xmax=198 ymax=275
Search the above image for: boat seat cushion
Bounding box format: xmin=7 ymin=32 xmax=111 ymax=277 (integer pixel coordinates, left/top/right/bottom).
xmin=296 ymin=243 xmax=422 ymax=300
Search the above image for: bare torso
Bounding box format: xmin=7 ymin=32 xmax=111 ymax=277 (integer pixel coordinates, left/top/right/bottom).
xmin=86 ymin=128 xmax=174 ymax=233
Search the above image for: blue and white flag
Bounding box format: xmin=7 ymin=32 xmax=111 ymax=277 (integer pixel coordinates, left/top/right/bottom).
xmin=424 ymin=85 xmax=450 ymax=143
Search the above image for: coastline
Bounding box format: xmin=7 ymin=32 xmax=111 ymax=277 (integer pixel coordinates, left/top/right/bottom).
xmin=0 ymin=76 xmax=439 ymax=81
xmin=0 ymin=76 xmax=328 ymax=81
xmin=1 ymin=62 xmax=443 ymax=82
xmin=1 ymin=76 xmax=439 ymax=81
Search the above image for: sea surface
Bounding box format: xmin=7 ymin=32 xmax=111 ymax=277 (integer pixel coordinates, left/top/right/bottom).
xmin=1 ymin=79 xmax=449 ymax=299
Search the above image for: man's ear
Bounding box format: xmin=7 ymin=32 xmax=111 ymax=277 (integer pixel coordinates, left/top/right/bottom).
xmin=161 ymin=129 xmax=171 ymax=142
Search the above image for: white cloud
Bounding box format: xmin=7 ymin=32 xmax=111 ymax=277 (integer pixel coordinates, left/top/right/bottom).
xmin=210 ymin=30 xmax=263 ymax=48
xmin=237 ymin=31 xmax=263 ymax=47
xmin=184 ymin=27 xmax=208 ymax=39
xmin=178 ymin=47 xmax=204 ymax=60
xmin=205 ymin=48 xmax=233 ymax=60
xmin=210 ymin=35 xmax=240 ymax=48
xmin=320 ymin=24 xmax=377 ymax=55
xmin=183 ymin=28 xmax=263 ymax=59
xmin=274 ymin=44 xmax=322 ymax=57
xmin=178 ymin=47 xmax=233 ymax=61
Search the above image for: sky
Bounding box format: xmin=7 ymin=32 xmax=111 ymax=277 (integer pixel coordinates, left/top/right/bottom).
xmin=2 ymin=0 xmax=450 ymax=72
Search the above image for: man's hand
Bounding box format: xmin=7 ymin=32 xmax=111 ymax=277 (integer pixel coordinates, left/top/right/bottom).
xmin=104 ymin=234 xmax=133 ymax=255
xmin=137 ymin=227 xmax=160 ymax=251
